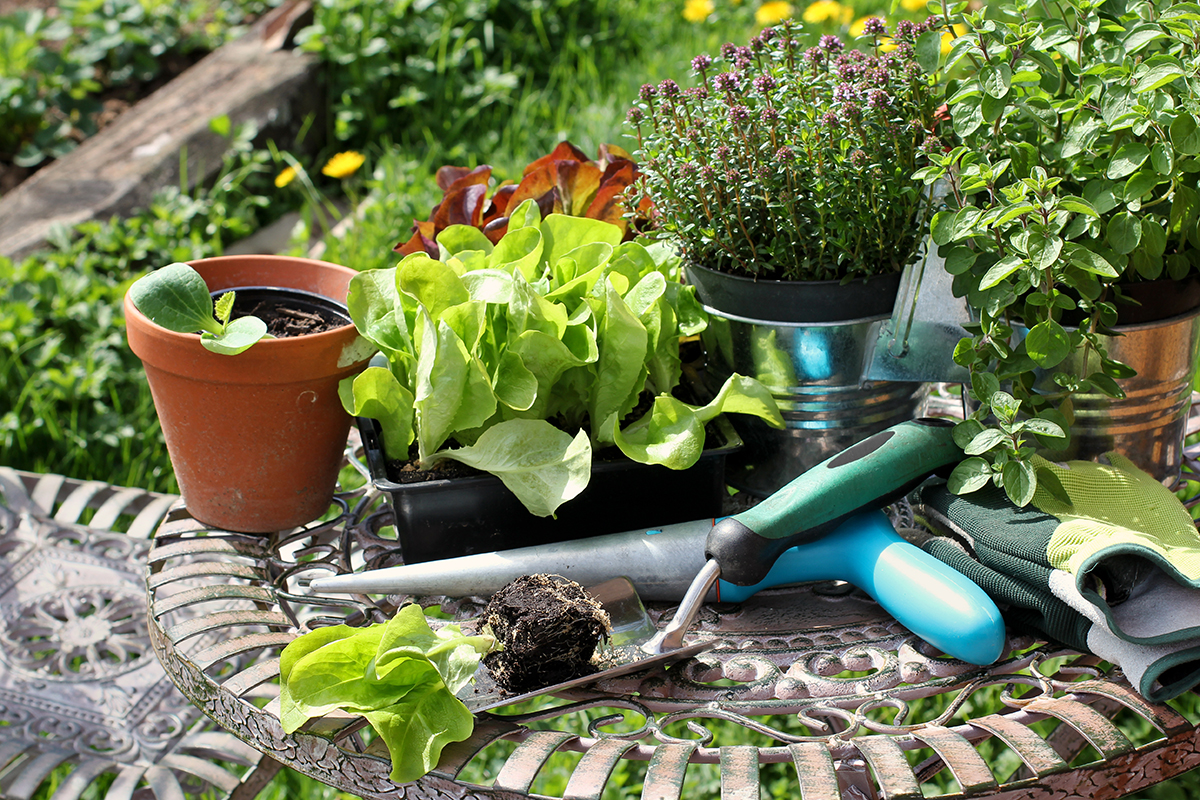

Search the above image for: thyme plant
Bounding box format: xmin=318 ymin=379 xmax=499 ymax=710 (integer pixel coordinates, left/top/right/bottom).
xmin=627 ymin=18 xmax=947 ymax=282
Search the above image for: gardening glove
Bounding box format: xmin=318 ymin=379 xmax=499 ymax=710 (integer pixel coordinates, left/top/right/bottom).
xmin=911 ymin=458 xmax=1200 ymax=703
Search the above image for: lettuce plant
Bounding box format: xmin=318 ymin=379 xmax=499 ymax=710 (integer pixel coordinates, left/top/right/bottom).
xmin=341 ymin=198 xmax=782 ymax=517
xmin=279 ymin=603 xmax=494 ymax=784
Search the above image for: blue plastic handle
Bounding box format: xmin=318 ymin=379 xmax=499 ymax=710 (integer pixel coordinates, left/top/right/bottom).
xmin=716 ymin=509 xmax=1006 ymax=666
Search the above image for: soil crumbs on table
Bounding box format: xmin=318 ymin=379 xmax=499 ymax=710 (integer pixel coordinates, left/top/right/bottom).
xmin=481 ymin=574 xmax=612 ymax=695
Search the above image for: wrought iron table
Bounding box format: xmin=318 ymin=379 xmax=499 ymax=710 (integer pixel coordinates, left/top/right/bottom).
xmin=145 ymin=443 xmax=1200 ymax=800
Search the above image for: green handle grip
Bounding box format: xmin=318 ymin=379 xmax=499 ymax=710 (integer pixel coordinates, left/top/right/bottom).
xmin=708 ymin=417 xmax=962 ymax=586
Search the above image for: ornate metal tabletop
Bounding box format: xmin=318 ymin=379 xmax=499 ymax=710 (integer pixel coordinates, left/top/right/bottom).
xmin=145 ymin=464 xmax=1200 ymax=800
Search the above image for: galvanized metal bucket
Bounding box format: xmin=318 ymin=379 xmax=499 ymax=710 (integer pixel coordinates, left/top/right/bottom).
xmin=699 ymin=307 xmax=928 ymax=497
xmin=1041 ymin=306 xmax=1200 ymax=485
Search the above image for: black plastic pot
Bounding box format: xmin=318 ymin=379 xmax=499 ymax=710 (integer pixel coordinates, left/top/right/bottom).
xmin=357 ymin=417 xmax=742 ymax=564
xmin=684 ymin=263 xmax=903 ymax=323
xmin=213 ymin=285 xmax=353 ymax=324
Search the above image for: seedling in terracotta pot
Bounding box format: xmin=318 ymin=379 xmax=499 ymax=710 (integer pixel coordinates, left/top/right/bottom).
xmin=128 ymin=261 xmax=271 ymax=355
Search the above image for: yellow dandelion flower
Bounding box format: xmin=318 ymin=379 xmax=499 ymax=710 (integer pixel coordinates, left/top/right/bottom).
xmin=274 ymin=166 xmax=297 ymax=188
xmin=849 ymin=15 xmax=869 ymax=36
xmin=322 ymin=151 xmax=365 ymax=179
xmin=684 ymin=0 xmax=714 ymax=22
xmin=802 ymin=0 xmax=852 ymax=25
xmin=900 ymin=0 xmax=925 ymax=10
xmin=756 ymin=1 xmax=793 ymax=24
xmin=941 ymin=23 xmax=968 ymax=54
xmin=878 ymin=36 xmax=898 ymax=52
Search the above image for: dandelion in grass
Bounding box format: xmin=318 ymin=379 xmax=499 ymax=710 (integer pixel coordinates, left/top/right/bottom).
xmin=683 ymin=0 xmax=714 ymax=22
xmin=899 ymin=0 xmax=925 ymax=10
xmin=322 ymin=151 xmax=365 ymax=179
xmin=275 ymin=166 xmax=297 ymax=188
xmin=802 ymin=0 xmax=851 ymax=25
xmin=755 ymin=1 xmax=793 ymax=24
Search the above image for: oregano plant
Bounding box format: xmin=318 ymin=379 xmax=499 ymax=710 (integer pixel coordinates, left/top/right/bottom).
xmin=916 ymin=0 xmax=1200 ymax=505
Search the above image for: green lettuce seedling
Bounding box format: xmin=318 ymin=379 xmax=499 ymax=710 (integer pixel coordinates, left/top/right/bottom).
xmin=278 ymin=603 xmax=494 ymax=784
xmin=340 ymin=199 xmax=785 ymax=518
xmin=129 ymin=262 xmax=271 ymax=355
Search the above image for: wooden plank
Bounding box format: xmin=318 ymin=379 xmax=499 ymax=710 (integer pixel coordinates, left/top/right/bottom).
xmin=0 ymin=0 xmax=319 ymax=259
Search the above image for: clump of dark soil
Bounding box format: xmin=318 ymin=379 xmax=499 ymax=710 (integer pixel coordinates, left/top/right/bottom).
xmin=227 ymin=289 xmax=349 ymax=338
xmin=481 ymin=574 xmax=612 ymax=695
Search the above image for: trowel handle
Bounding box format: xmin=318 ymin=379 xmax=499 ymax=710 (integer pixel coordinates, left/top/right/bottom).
xmin=709 ymin=418 xmax=961 ymax=586
xmin=717 ymin=510 xmax=1005 ymax=665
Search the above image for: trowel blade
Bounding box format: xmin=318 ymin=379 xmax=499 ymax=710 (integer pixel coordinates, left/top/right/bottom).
xmin=458 ymin=576 xmax=712 ymax=713
xmin=864 ymin=243 xmax=972 ymax=384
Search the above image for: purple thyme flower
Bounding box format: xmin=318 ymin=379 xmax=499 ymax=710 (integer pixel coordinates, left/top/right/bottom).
xmin=842 ymin=101 xmax=862 ymax=121
xmin=686 ymin=85 xmax=710 ymax=101
xmin=715 ymin=144 xmax=733 ymax=161
xmin=714 ymin=71 xmax=741 ymax=93
xmin=804 ymin=46 xmax=826 ymax=67
xmin=862 ymin=17 xmax=887 ymax=36
xmin=760 ymin=26 xmax=777 ymax=42
xmin=850 ymin=149 xmax=869 ymax=167
xmin=659 ymin=79 xmax=681 ymax=98
xmin=775 ymin=145 xmax=795 ymax=162
xmin=729 ymin=104 xmax=751 ymax=124
xmin=753 ymin=74 xmax=778 ymax=94
xmin=822 ymin=111 xmax=841 ymax=128
xmin=867 ymin=89 xmax=893 ymax=109
xmin=819 ymin=35 xmax=844 ymax=53
xmin=833 ymin=82 xmax=861 ymax=103
xmin=837 ymin=63 xmax=864 ymax=82
xmin=761 ymin=106 xmax=780 ymax=124
xmin=721 ymin=42 xmax=738 ymax=60
xmin=894 ymin=20 xmax=918 ymax=41
xmin=627 ymin=107 xmax=644 ymax=124
xmin=639 ymin=83 xmax=657 ymax=101
xmin=692 ymin=54 xmax=713 ymax=74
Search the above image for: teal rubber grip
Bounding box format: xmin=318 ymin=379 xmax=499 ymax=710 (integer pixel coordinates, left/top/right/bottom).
xmin=717 ymin=509 xmax=1006 ymax=665
xmin=709 ymin=418 xmax=962 ymax=585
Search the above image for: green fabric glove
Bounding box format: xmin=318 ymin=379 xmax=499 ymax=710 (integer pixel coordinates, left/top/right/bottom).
xmin=913 ymin=453 xmax=1200 ymax=703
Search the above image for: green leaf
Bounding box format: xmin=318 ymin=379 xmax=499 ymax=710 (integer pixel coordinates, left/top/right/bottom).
xmin=990 ymin=390 xmax=1020 ymax=422
xmin=540 ymin=214 xmax=623 ymax=271
xmin=1017 ymin=417 xmax=1065 ymax=438
xmin=128 ymin=262 xmax=223 ymax=336
xmin=1142 ymin=217 xmax=1168 ymax=257
xmin=1107 ymin=142 xmax=1151 ymax=179
xmin=1132 ymin=55 xmax=1185 ymax=93
xmin=200 ymin=315 xmax=269 ymax=355
xmin=399 ymin=255 xmax=471 ymax=321
xmin=915 ymin=28 xmax=942 ymax=73
xmin=1124 ymin=170 xmax=1163 ymax=202
xmin=1107 ymin=211 xmax=1143 ymax=254
xmin=1026 ymin=232 xmax=1063 ymax=271
xmin=492 ymin=350 xmax=538 ymax=411
xmin=437 ymin=225 xmax=495 ymax=260
xmin=930 ymin=210 xmax=960 ymax=246
xmin=963 ymin=428 xmax=1006 ymax=455
xmin=348 ymin=267 xmax=411 ymax=358
xmin=1001 ymin=459 xmax=1036 ymax=506
xmin=980 ymin=63 xmax=1012 ymax=99
xmin=947 ymin=457 xmax=993 ymax=495
xmin=1061 ymin=243 xmax=1119 ymax=278
xmin=589 ymin=279 xmax=649 ymax=444
xmin=1024 ymin=319 xmax=1070 ymax=368
xmin=340 ymin=367 xmax=415 ymax=457
xmin=1172 ymin=114 xmax=1200 ymax=156
xmin=979 ymin=255 xmax=1023 ymax=290
xmin=1057 ymin=196 xmax=1100 ymax=217
xmin=364 ymin=686 xmax=475 ymax=784
xmin=432 ymin=420 xmax=592 ymax=517
xmin=942 ymin=246 xmax=977 ymax=276
xmin=1151 ymin=142 xmax=1174 ymax=175
xmin=489 ymin=225 xmax=544 ymax=280
xmin=414 ymin=316 xmax=497 ymax=460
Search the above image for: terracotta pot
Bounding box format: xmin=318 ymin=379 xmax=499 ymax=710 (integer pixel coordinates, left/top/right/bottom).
xmin=124 ymin=255 xmax=372 ymax=533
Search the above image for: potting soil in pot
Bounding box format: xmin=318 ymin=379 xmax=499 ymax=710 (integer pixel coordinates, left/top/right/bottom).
xmin=222 ymin=286 xmax=351 ymax=336
xmin=481 ymin=574 xmax=612 ymax=695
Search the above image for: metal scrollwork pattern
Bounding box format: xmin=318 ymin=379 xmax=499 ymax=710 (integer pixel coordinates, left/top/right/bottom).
xmin=144 ymin=447 xmax=1200 ymax=800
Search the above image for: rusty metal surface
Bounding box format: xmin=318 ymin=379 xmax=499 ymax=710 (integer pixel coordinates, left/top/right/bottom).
xmin=143 ymin=433 xmax=1200 ymax=800
xmin=0 ymin=467 xmax=274 ymax=800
